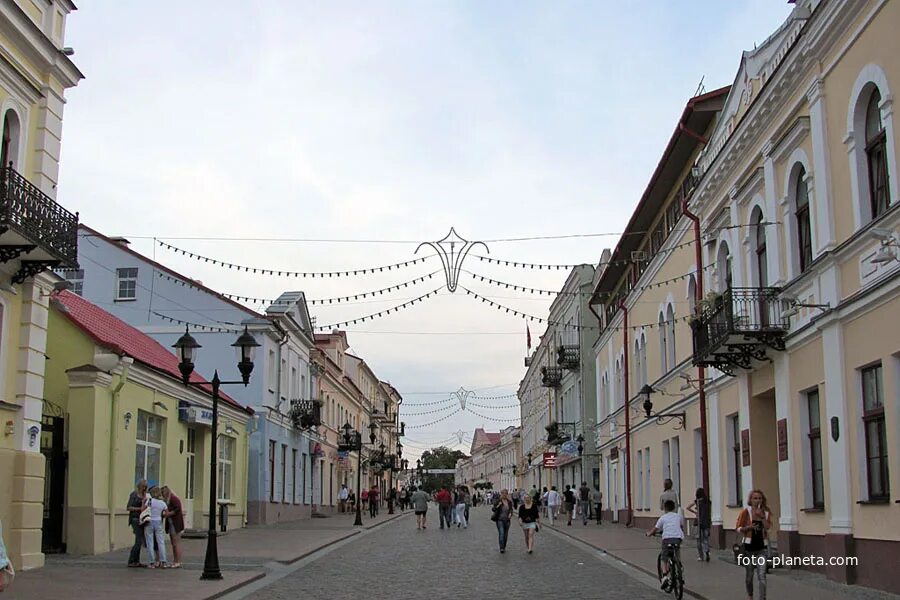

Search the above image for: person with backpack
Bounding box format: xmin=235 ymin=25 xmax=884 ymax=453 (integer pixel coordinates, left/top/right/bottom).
xmin=578 ymin=482 xmax=591 ymax=526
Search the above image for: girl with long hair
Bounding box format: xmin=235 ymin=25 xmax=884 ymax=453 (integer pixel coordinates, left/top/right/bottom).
xmin=736 ymin=489 xmax=772 ymax=599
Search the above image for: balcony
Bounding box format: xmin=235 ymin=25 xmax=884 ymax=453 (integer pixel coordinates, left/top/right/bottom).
xmin=289 ymin=399 xmax=322 ymax=430
xmin=691 ymin=287 xmax=790 ymax=376
xmin=540 ymin=366 xmax=563 ymax=387
xmin=0 ymin=166 xmax=79 ymax=282
xmin=556 ymin=344 xmax=579 ymax=370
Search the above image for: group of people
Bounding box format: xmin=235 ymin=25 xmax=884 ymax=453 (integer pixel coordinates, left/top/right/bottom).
xmin=126 ymin=479 xmax=185 ymax=569
xmin=337 ymin=484 xmax=384 ymax=517
xmin=490 ymin=488 xmax=541 ymax=553
xmin=433 ymin=485 xmax=471 ymax=529
xmin=530 ymin=483 xmax=604 ymax=526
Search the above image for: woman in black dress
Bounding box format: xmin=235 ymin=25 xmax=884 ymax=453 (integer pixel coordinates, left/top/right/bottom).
xmin=518 ymin=493 xmax=540 ymax=554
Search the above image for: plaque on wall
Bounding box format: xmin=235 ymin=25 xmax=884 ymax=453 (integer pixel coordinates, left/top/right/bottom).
xmin=777 ymin=418 xmax=789 ymax=461
xmin=741 ymin=429 xmax=751 ymax=467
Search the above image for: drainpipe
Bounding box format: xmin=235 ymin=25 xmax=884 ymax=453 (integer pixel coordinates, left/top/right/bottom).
xmin=620 ymin=300 xmax=633 ymax=527
xmin=682 ymin=196 xmax=711 ymax=499
xmin=108 ymin=356 xmax=134 ymax=551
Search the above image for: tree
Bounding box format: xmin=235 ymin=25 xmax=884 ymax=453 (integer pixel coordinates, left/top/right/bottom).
xmin=418 ymin=446 xmax=467 ymax=493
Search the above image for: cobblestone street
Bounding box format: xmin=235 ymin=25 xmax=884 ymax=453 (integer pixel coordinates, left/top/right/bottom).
xmin=246 ymin=508 xmax=667 ymax=600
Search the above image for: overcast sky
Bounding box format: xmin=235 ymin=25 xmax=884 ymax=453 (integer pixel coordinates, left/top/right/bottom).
xmin=60 ymin=1 xmax=793 ymax=459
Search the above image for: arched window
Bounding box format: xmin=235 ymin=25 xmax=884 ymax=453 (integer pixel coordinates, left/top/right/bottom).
xmin=753 ymin=210 xmax=768 ymax=287
xmin=640 ymin=333 xmax=648 ymax=388
xmin=716 ymin=242 xmax=733 ymax=292
xmin=795 ymin=167 xmax=813 ymax=272
xmin=615 ymin=359 xmax=623 ymax=410
xmin=866 ymin=89 xmax=890 ymax=219
xmin=687 ymin=274 xmax=697 ymax=314
xmin=634 ymin=339 xmax=642 ymax=389
xmin=666 ymin=304 xmax=676 ymax=369
xmin=658 ymin=311 xmax=668 ymax=374
xmin=1 ymin=110 xmax=21 ymax=170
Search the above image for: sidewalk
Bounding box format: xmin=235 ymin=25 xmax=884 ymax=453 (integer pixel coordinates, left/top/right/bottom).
xmin=7 ymin=509 xmax=405 ymax=600
xmin=545 ymin=519 xmax=899 ymax=600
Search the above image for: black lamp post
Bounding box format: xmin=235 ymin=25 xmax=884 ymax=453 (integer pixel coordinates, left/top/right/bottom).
xmin=173 ymin=325 xmax=259 ymax=581
xmin=341 ymin=422 xmax=365 ymax=526
xmin=576 ymin=434 xmax=585 ymax=484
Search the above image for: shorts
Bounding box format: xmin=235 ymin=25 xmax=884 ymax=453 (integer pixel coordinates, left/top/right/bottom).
xmin=415 ymin=510 xmax=427 ymax=516
xmin=661 ymin=538 xmax=682 ymax=559
xmin=522 ymin=522 xmax=537 ymax=530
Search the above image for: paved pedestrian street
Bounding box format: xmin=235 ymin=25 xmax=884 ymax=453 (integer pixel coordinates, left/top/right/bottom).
xmin=244 ymin=508 xmax=667 ymax=600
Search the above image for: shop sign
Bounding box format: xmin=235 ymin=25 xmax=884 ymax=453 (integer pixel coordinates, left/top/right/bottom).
xmin=178 ymin=402 xmax=213 ymax=427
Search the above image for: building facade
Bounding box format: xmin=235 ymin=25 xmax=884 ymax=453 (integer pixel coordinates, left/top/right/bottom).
xmin=45 ymin=290 xmax=252 ymax=554
xmin=0 ymin=0 xmax=82 ymax=570
xmin=590 ymin=0 xmax=899 ymax=592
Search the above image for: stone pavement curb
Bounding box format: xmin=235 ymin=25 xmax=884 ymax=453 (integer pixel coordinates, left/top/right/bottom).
xmin=206 ymin=572 xmax=268 ymax=600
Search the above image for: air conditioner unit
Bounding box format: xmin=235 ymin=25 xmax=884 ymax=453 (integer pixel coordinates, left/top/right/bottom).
xmin=631 ymin=250 xmax=648 ymax=262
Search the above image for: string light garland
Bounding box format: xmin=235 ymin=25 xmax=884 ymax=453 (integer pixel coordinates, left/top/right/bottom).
xmin=314 ymin=287 xmax=443 ymax=331
xmin=405 ymin=408 xmax=462 ymax=429
xmin=151 ymin=311 xmax=242 ymax=333
xmin=157 ymin=240 xmax=435 ymax=277
xmin=398 ymin=403 xmax=458 ymax=416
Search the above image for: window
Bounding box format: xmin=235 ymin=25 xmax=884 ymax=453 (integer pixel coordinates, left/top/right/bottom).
xmin=269 ymin=440 xmax=276 ymax=502
xmin=640 ymin=333 xmax=648 ymax=387
xmin=301 ymin=453 xmax=308 ymax=504
xmin=281 ymin=444 xmax=287 ymax=503
xmin=687 ymin=275 xmax=697 ymax=312
xmin=659 ymin=312 xmax=668 ymax=374
xmin=671 ymin=436 xmax=681 ymax=500
xmin=218 ymin=436 xmax=235 ymax=501
xmin=634 ymin=340 xmax=642 ymax=391
xmin=60 ymin=269 xmax=84 ymax=295
xmin=115 ymin=267 xmax=138 ymax=300
xmin=726 ymin=414 xmax=742 ymax=505
xmin=185 ymin=428 xmax=196 ymax=501
xmin=1 ymin=110 xmax=21 ymax=169
xmin=754 ymin=211 xmax=768 ymax=287
xmin=717 ymin=242 xmax=733 ymax=292
xmin=806 ymin=389 xmax=824 ymax=508
xmin=636 ymin=450 xmax=644 ymax=509
xmin=665 ymin=304 xmax=676 ymax=369
xmin=643 ymin=447 xmax=651 ymax=510
xmin=662 ymin=440 xmax=671 ymax=483
xmin=267 ymin=350 xmax=276 ymax=391
xmin=866 ymin=90 xmax=890 ymax=219
xmin=135 ymin=411 xmax=163 ymax=486
xmin=862 ymin=364 xmax=889 ymax=500
xmin=795 ymin=168 xmax=813 ymax=273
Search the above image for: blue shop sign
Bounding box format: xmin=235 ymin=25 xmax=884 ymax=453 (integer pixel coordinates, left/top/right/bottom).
xmin=178 ymin=401 xmax=213 ymax=427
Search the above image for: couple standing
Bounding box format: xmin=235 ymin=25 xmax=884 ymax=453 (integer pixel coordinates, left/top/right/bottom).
xmin=491 ymin=489 xmax=540 ymax=554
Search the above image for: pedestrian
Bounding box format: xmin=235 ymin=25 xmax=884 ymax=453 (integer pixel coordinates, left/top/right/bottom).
xmin=592 ymin=486 xmax=603 ymax=525
xmin=518 ymin=492 xmax=540 ymax=554
xmin=348 ymin=489 xmax=356 ymax=513
xmin=541 ymin=486 xmax=549 ymax=518
xmin=361 ymin=488 xmax=369 ymax=513
xmin=435 ymin=486 xmax=453 ymax=529
xmin=492 ymin=489 xmax=514 ymax=553
xmin=398 ymin=487 xmax=407 ymax=511
xmin=646 ymin=499 xmax=684 ymax=592
xmin=0 ymin=518 xmax=15 ymax=592
xmin=660 ymin=478 xmax=679 ymax=511
xmin=410 ymin=485 xmax=429 ymax=530
xmin=339 ymin=484 xmax=349 ymax=513
xmin=161 ymin=486 xmax=184 ymax=568
xmin=512 ymin=488 xmax=520 ymax=510
xmin=387 ymin=487 xmax=396 ymax=514
xmin=578 ymin=481 xmax=591 ymax=526
xmin=686 ymin=487 xmax=711 ymax=562
xmin=126 ymin=479 xmax=148 ymax=567
xmin=369 ymin=485 xmax=379 ymax=518
xmin=451 ymin=487 xmax=459 ymax=525
xmin=456 ymin=486 xmax=469 ymax=529
xmin=546 ymin=486 xmax=560 ymax=525
xmin=736 ymin=489 xmax=772 ymax=600
xmin=563 ymin=485 xmax=576 ymax=526
xmin=144 ymin=486 xmax=168 ymax=568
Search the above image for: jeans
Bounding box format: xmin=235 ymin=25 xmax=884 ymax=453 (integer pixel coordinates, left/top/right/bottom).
xmin=696 ymin=526 xmax=710 ymax=558
xmin=455 ymin=503 xmax=468 ymax=528
xmin=144 ymin=521 xmax=167 ymax=564
xmin=496 ymin=519 xmax=510 ymax=550
xmin=744 ymin=548 xmax=767 ymax=599
xmin=595 ymin=503 xmax=602 ymax=523
xmin=370 ymin=501 xmax=377 ymax=518
xmin=128 ymin=523 xmax=144 ymax=564
xmin=548 ymin=505 xmax=558 ymax=525
xmin=439 ymin=505 xmax=453 ymax=528
xmin=579 ymin=501 xmax=591 ymax=524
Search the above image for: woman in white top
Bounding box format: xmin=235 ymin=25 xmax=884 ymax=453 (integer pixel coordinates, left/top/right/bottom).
xmin=144 ymin=486 xmax=169 ymax=568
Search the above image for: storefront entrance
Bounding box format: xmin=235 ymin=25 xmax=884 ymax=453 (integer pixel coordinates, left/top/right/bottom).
xmin=41 ymin=409 xmax=66 ymax=554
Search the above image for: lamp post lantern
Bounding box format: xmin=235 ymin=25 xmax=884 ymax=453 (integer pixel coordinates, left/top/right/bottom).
xmin=173 ymin=325 xmax=258 ymax=581
xmin=342 ymin=422 xmax=365 ymax=526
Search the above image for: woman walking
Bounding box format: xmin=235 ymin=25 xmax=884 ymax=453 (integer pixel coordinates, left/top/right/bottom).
xmin=161 ymin=486 xmax=184 ymax=568
xmin=518 ymin=493 xmax=540 ymax=554
xmin=736 ymin=489 xmax=772 ymax=600
xmin=687 ymin=487 xmax=711 ymax=561
xmin=455 ymin=486 xmax=469 ymax=529
xmin=492 ymin=489 xmax=514 ymax=553
xmin=126 ymin=479 xmax=148 ymax=567
xmin=144 ymin=487 xmax=169 ymax=568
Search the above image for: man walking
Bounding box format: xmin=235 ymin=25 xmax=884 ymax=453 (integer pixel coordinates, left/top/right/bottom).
xmin=435 ymin=486 xmax=453 ymax=529
xmin=339 ymin=484 xmax=349 ymax=513
xmin=410 ymin=486 xmax=429 ymax=530
xmin=592 ymin=486 xmax=603 ymax=524
xmin=369 ymin=485 xmax=380 ymax=518
xmin=563 ymin=485 xmax=576 ymax=526
xmin=546 ymin=486 xmax=561 ymax=525
xmin=578 ymin=482 xmax=591 ymax=526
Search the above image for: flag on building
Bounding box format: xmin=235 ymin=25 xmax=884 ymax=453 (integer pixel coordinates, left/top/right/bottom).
xmin=526 ymin=323 xmax=532 ymax=351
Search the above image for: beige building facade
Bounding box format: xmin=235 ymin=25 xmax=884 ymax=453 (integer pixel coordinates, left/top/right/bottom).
xmin=590 ymin=0 xmax=899 ymax=592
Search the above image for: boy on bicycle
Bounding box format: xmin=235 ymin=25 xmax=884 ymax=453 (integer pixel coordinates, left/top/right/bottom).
xmin=646 ymin=499 xmax=684 ymax=591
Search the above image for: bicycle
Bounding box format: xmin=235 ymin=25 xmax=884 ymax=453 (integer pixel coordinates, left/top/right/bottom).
xmin=654 ymin=534 xmax=685 ymax=599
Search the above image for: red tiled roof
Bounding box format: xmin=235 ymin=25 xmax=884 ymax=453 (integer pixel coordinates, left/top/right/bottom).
xmin=54 ymin=291 xmax=252 ymax=414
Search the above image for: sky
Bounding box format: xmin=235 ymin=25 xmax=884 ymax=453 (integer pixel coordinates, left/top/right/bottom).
xmin=59 ymin=0 xmax=794 ymax=460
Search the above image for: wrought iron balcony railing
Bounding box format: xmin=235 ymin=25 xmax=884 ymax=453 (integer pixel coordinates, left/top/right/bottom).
xmin=540 ymin=366 xmax=563 ymax=387
xmin=289 ymin=399 xmax=322 ymax=430
xmin=556 ymin=344 xmax=579 ymax=370
xmin=691 ymin=287 xmax=790 ymax=376
xmin=0 ymin=166 xmax=78 ymax=278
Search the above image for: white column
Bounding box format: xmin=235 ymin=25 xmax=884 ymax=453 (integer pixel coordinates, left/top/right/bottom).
xmin=807 ymin=77 xmax=837 ymax=253
xmin=774 ymin=353 xmax=797 ymax=531
xmin=708 ymin=389 xmax=723 ymax=527
xmin=820 ymin=318 xmax=852 ymax=534
xmin=762 ymin=141 xmax=784 ymax=286
xmin=737 ymin=373 xmax=753 ymax=497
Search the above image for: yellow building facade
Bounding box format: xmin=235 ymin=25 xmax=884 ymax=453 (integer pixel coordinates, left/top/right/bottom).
xmin=0 ymin=0 xmax=82 ymax=570
xmin=590 ymin=0 xmax=899 ymax=592
xmin=43 ymin=290 xmax=252 ymax=556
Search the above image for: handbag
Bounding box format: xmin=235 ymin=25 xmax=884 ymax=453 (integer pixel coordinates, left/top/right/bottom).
xmin=139 ymin=501 xmax=151 ymax=526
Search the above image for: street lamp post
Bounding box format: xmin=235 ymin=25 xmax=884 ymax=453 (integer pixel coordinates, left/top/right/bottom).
xmin=341 ymin=422 xmax=365 ymax=526
xmin=173 ymin=326 xmax=259 ymax=581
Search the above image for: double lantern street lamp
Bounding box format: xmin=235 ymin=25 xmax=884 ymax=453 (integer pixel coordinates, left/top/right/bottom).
xmin=340 ymin=422 xmax=365 ymax=526
xmin=173 ymin=326 xmax=259 ymax=581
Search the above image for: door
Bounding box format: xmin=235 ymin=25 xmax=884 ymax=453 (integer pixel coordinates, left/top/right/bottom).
xmin=41 ymin=414 xmax=66 ymax=553
xmin=184 ymin=428 xmax=196 ymax=529
xmin=610 ymin=463 xmax=619 ymax=523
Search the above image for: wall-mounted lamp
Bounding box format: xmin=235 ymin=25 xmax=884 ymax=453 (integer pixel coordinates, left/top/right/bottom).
xmin=4 ymin=420 xmax=14 ymax=436
xmin=28 ymin=425 xmax=40 ymax=447
xmin=869 ymin=228 xmax=900 ymax=265
xmin=123 ymin=411 xmax=133 ymax=430
xmin=152 ymin=401 xmax=168 ymax=411
xmin=225 ymin=423 xmax=236 ymax=435
xmin=640 ymin=384 xmax=686 ymax=430
xmin=780 ymin=296 xmax=830 ymax=319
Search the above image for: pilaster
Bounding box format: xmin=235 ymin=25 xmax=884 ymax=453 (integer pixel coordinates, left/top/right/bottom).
xmin=806 ymin=76 xmax=837 ymax=253
xmin=819 ymin=318 xmax=852 ymax=534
